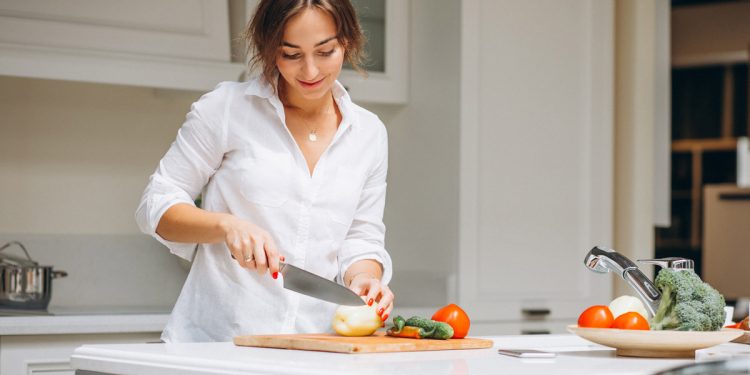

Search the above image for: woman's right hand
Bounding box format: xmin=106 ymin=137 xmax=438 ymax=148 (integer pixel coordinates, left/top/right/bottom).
xmin=219 ymin=215 xmax=283 ymax=279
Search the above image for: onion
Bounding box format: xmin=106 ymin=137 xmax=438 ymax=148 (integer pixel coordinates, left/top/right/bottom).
xmin=609 ymin=295 xmax=649 ymax=319
xmin=332 ymin=304 xmax=382 ymax=336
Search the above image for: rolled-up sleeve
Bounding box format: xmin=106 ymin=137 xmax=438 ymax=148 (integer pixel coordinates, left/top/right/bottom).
xmin=337 ymin=127 xmax=392 ymax=285
xmin=135 ymin=84 xmax=228 ymax=260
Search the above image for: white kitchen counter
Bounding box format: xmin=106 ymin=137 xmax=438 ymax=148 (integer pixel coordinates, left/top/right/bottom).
xmin=70 ymin=334 xmax=750 ymax=375
xmin=0 ymin=307 xmax=169 ymax=335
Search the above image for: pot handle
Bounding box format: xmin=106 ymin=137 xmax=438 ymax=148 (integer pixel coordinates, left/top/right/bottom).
xmin=53 ymin=270 xmax=68 ymax=278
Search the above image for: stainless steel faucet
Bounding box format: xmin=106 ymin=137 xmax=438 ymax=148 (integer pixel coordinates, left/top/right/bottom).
xmin=583 ymin=246 xmax=695 ymax=317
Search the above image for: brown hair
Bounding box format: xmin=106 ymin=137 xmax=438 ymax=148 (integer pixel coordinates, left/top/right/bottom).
xmin=244 ymin=0 xmax=366 ymax=87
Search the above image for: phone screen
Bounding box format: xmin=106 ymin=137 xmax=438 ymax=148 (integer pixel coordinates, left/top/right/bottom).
xmin=497 ymin=349 xmax=557 ymax=358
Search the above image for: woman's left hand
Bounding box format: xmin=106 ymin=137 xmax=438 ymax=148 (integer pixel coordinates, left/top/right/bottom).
xmin=348 ymin=275 xmax=394 ymax=323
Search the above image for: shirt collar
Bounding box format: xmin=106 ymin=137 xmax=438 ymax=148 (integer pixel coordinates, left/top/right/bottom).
xmin=244 ymin=75 xmax=360 ymax=129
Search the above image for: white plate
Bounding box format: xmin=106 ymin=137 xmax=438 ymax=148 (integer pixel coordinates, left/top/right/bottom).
xmin=567 ymin=325 xmax=744 ymax=358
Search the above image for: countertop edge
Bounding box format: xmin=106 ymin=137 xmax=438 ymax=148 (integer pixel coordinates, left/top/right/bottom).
xmin=0 ymin=313 xmax=169 ymax=335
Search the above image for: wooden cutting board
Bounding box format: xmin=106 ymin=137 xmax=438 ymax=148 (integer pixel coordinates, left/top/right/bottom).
xmin=234 ymin=331 xmax=494 ymax=353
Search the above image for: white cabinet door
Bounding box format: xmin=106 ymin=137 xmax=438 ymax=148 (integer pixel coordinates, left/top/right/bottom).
xmin=0 ymin=0 xmax=244 ymax=91
xmin=0 ymin=0 xmax=230 ymax=61
xmin=0 ymin=333 xmax=161 ymax=375
xmin=459 ymin=0 xmax=614 ymax=323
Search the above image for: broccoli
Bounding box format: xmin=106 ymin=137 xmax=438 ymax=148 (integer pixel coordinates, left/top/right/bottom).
xmin=650 ymin=268 xmax=726 ymax=331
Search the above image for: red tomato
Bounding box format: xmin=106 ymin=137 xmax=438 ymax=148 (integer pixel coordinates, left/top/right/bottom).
xmin=612 ymin=312 xmax=650 ymax=330
xmin=432 ymin=304 xmax=470 ymax=339
xmin=577 ymin=305 xmax=614 ymax=328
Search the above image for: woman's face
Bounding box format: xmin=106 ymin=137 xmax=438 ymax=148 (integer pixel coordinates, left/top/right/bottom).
xmin=276 ymin=7 xmax=345 ymax=101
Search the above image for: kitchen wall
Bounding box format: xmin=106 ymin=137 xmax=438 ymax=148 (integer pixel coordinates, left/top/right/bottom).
xmin=0 ymin=76 xmax=197 ymax=308
xmin=0 ymin=0 xmax=460 ymax=310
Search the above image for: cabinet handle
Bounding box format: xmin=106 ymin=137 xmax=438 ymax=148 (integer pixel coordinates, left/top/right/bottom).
xmin=719 ymin=193 xmax=750 ymax=201
xmin=521 ymin=308 xmax=551 ymax=316
xmin=521 ymin=329 xmax=551 ymax=335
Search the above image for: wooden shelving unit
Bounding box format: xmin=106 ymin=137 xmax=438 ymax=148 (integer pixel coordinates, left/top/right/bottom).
xmin=655 ymin=61 xmax=748 ymax=275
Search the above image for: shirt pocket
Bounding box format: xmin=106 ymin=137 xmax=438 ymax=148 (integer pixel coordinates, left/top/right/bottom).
xmin=327 ymin=166 xmax=367 ymax=226
xmin=238 ymin=150 xmax=292 ymax=207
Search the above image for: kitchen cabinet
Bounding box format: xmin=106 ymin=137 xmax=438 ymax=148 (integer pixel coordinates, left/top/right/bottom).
xmin=0 ymin=0 xmax=245 ymax=91
xmin=244 ymin=0 xmax=409 ymax=104
xmin=0 ymin=312 xmax=167 ymax=375
xmin=458 ymin=0 xmax=614 ymax=325
xmin=0 ymin=333 xmax=160 ymax=375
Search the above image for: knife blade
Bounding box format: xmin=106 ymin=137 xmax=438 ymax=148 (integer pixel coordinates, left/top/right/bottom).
xmin=279 ymin=262 xmax=365 ymax=306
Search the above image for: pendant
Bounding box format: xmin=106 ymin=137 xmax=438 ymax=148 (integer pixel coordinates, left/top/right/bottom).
xmin=308 ymin=131 xmax=318 ymax=142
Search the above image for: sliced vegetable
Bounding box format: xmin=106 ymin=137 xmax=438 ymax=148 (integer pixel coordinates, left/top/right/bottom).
xmin=612 ymin=312 xmax=649 ymax=330
xmin=432 ymin=303 xmax=470 ymax=339
xmin=609 ymin=295 xmax=649 ymax=319
xmin=578 ymin=305 xmax=614 ymax=328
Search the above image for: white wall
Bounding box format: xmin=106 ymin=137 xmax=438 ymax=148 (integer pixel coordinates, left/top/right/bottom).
xmin=0 ymin=0 xmax=461 ymax=310
xmin=0 ymin=76 xmax=195 ymax=308
xmin=366 ymin=0 xmax=461 ymax=307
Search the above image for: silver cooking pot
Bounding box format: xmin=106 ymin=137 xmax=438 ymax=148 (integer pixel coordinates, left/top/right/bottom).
xmin=0 ymin=241 xmax=67 ymax=310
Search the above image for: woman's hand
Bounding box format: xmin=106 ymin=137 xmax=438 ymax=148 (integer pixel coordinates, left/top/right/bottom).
xmin=220 ymin=214 xmax=283 ymax=278
xmin=348 ymin=274 xmax=394 ymax=323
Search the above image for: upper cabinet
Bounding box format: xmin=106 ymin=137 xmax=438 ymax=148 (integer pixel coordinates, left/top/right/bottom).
xmin=0 ymin=0 xmax=245 ymax=91
xmin=245 ymin=0 xmax=409 ymax=104
xmin=338 ymin=0 xmax=409 ymax=104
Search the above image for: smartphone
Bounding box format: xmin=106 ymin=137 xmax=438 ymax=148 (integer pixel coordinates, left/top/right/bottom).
xmin=497 ymin=349 xmax=557 ymax=358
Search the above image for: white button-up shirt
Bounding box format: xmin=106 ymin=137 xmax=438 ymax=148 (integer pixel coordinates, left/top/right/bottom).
xmin=135 ymin=76 xmax=392 ymax=343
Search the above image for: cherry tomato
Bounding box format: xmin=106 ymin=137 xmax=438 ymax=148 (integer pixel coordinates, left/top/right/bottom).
xmin=578 ymin=305 xmax=614 ymax=328
xmin=612 ymin=312 xmax=649 ymax=330
xmin=432 ymin=303 xmax=470 ymax=339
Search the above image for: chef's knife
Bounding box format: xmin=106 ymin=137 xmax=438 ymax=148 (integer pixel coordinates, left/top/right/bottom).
xmin=279 ymin=262 xmax=365 ymax=306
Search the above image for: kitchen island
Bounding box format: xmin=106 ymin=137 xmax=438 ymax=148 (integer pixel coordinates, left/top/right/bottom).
xmin=71 ymin=334 xmax=750 ymax=375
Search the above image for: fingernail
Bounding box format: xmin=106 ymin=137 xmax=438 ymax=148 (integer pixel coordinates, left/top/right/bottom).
xmin=272 ymin=272 xmax=278 ymax=279
xmin=378 ymin=308 xmax=384 ymax=315
xmin=368 ymin=299 xmax=373 ymax=306
xmin=382 ymin=314 xmax=388 ymax=321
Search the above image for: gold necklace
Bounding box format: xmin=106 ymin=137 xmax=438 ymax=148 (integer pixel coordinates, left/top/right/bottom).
xmin=294 ymin=107 xmax=336 ymax=143
xmin=279 ymin=85 xmax=333 ymax=143
xmin=299 ymin=115 xmax=319 ymax=142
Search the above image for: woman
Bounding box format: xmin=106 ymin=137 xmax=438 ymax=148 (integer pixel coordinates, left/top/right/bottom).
xmin=135 ymin=0 xmax=394 ymax=343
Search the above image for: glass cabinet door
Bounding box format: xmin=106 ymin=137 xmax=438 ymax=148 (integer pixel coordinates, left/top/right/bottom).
xmin=348 ymin=0 xmax=385 ymax=73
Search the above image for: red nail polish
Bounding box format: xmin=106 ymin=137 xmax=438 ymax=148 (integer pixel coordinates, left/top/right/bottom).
xmin=378 ymin=308 xmax=384 ymax=315
xmin=368 ymin=299 xmax=373 ymax=306
xmin=272 ymin=272 xmax=278 ymax=279
xmin=382 ymin=314 xmax=388 ymax=321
